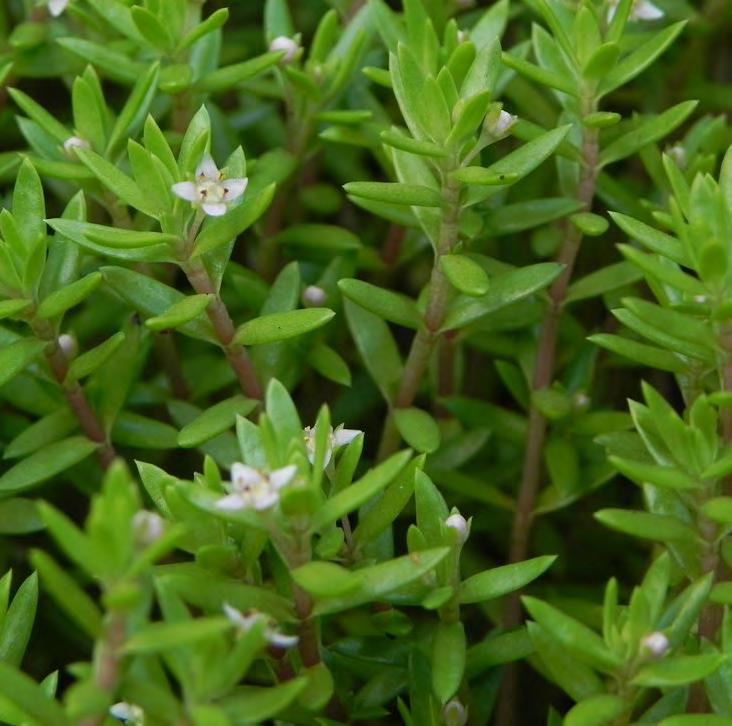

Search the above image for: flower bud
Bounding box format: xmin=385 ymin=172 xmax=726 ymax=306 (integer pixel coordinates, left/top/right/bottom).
xmin=269 ymin=35 xmax=300 ymax=63
xmin=303 ymin=285 xmax=327 ymax=307
xmin=442 ymin=698 xmax=468 ymax=726
xmin=445 ymin=512 xmax=470 ymax=544
xmin=63 ymin=135 xmax=90 ymax=156
xmin=484 ymin=107 xmax=517 ymax=139
xmin=641 ymin=631 xmax=670 ymax=658
xmin=132 ymin=510 xmax=164 ymax=546
xmin=58 ymin=333 xmax=77 ymax=359
xmin=666 ymin=144 xmax=687 ymax=169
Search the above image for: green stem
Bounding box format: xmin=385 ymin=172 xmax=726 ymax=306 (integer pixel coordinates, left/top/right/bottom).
xmin=498 ymin=107 xmax=599 ymax=726
xmin=377 ymin=174 xmax=462 ymax=461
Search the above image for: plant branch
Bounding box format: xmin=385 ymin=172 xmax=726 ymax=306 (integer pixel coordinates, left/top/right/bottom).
xmin=497 ymin=121 xmax=599 ymax=726
xmin=376 ymin=175 xmax=461 ymax=460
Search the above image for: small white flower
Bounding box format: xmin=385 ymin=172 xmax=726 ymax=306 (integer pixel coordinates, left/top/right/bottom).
xmin=641 ymin=631 xmax=670 ymax=658
xmin=172 ymin=155 xmax=248 ymax=217
xmin=302 ymin=285 xmax=327 ymax=307
xmin=269 ymin=35 xmax=300 ymax=63
xmin=442 ymin=698 xmax=468 ymax=726
xmin=445 ymin=511 xmax=470 ymax=544
xmin=132 ymin=510 xmax=165 ymax=546
xmin=223 ymin=603 xmax=299 ymax=649
xmin=215 ymin=462 xmax=296 ymax=512
xmin=47 ymin=0 xmax=69 ymax=16
xmin=303 ymin=423 xmax=361 ymax=467
xmin=492 ymin=110 xmax=517 ymax=137
xmin=63 ymin=136 xmax=90 ymax=155
xmin=110 ymin=702 xmax=144 ymax=725
xmin=607 ymin=0 xmax=664 ymax=23
xmin=57 ymin=333 xmax=77 ymax=358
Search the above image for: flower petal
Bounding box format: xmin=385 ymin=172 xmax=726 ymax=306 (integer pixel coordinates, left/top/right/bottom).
xmin=202 ymin=202 xmax=228 ymax=216
xmin=172 ymin=181 xmax=198 ymax=202
xmin=215 ymin=494 xmax=247 ymax=511
xmin=268 ymin=630 xmax=299 ymax=649
xmin=333 ymin=427 xmax=361 ymax=448
xmin=48 ymin=0 xmax=69 ymax=16
xmin=633 ymin=0 xmax=664 ymax=20
xmin=253 ymin=491 xmax=279 ymax=511
xmin=270 ymin=464 xmax=297 ymax=490
xmin=196 ymin=154 xmax=219 ymax=180
xmin=222 ymin=177 xmax=248 ymax=201
xmin=222 ymin=603 xmax=260 ymax=630
xmin=231 ymin=463 xmax=262 ymax=487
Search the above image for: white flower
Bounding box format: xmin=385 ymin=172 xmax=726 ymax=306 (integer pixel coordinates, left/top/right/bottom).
xmin=607 ymin=0 xmax=664 ymax=23
xmin=47 ymin=0 xmax=69 ymax=16
xmin=110 ymin=702 xmax=144 ymax=725
xmin=302 ymin=285 xmax=327 ymax=307
xmin=132 ymin=510 xmax=164 ymax=545
xmin=442 ymin=698 xmax=468 ymax=726
xmin=641 ymin=631 xmax=670 ymax=658
xmin=215 ymin=462 xmax=296 ymax=512
xmin=269 ymin=35 xmax=300 ymax=63
xmin=488 ymin=109 xmax=517 ymax=138
xmin=445 ymin=512 xmax=470 ymax=544
xmin=172 ymin=155 xmax=248 ymax=217
xmin=63 ymin=136 xmax=90 ymax=155
xmin=223 ymin=603 xmax=299 ymax=649
xmin=303 ymin=423 xmax=361 ymax=467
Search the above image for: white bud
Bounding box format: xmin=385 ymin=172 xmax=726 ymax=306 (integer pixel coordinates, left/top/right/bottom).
xmin=484 ymin=107 xmax=517 ymax=140
xmin=667 ymin=144 xmax=687 ymax=169
xmin=456 ymin=30 xmax=468 ymax=44
xmin=269 ymin=35 xmax=300 ymax=63
xmin=303 ymin=285 xmax=327 ymax=307
xmin=694 ymin=294 xmax=708 ymax=304
xmin=132 ymin=510 xmax=164 ymax=546
xmin=442 ymin=698 xmax=468 ymax=726
xmin=573 ymin=392 xmax=590 ymax=410
xmin=641 ymin=631 xmax=670 ymax=658
xmin=445 ymin=512 xmax=470 ymax=544
xmin=58 ymin=333 xmax=77 ymax=358
xmin=63 ymin=136 xmax=90 ymax=155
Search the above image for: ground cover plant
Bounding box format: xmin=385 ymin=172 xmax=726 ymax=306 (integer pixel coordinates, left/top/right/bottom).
xmin=0 ymin=0 xmax=730 ymax=724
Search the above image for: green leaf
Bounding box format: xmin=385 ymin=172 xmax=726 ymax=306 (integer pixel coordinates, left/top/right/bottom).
xmin=307 ymin=344 xmax=351 ymax=386
xmin=588 ymin=334 xmax=687 ymax=374
xmin=600 ymin=102 xmax=698 ymax=167
xmin=394 ymin=408 xmax=440 ymax=454
xmin=218 ymin=679 xmax=307 ymax=723
xmin=123 ymin=617 xmax=231 ymax=654
xmin=632 ymin=654 xmax=724 ymax=687
xmin=0 ymin=436 xmax=98 ymax=495
xmin=450 ymin=167 xmax=519 ymax=186
xmin=311 ymin=547 xmax=450 ymax=615
xmin=484 ymin=198 xmax=584 ymax=236
xmin=311 ymin=450 xmax=412 ymax=531
xmin=442 ymin=263 xmax=563 ymax=331
xmin=192 ymin=184 xmax=276 ymax=257
xmin=291 ymin=562 xmax=359 ymax=598
xmin=178 ymin=396 xmax=258 ymax=448
xmin=36 ymin=272 xmax=102 ymax=319
xmin=0 ymin=499 xmax=44 ymax=534
xmin=8 ymin=88 xmax=69 ymax=143
xmin=570 ymin=212 xmax=608 ymax=237
xmin=380 ymin=129 xmax=448 ymax=158
xmin=440 ymin=255 xmax=490 ymax=296
xmin=609 ymin=212 xmax=685 ymax=264
xmin=276 ymin=224 xmax=361 ymax=256
xmin=179 ymin=8 xmax=229 ymax=51
xmin=595 ymin=509 xmax=698 ymax=544
xmin=0 ymin=663 xmax=70 ymax=726
xmin=522 ymin=596 xmax=621 ymax=672
xmin=432 ymin=622 xmax=466 ymax=704
xmin=0 ymin=572 xmax=37 ymax=666
xmin=145 ymin=294 xmax=213 ymax=332
xmin=343 ymin=299 xmax=403 ymax=402
xmin=111 ymin=412 xmax=178 ymax=450
xmin=67 ymin=332 xmax=126 ymax=382
xmin=196 ymin=52 xmax=283 ymax=93
xmin=57 ymin=38 xmax=143 ymax=84
xmin=0 ymin=299 xmax=32 ymax=321
xmin=338 ymin=279 xmax=420 ymax=329
xmin=234 ymin=308 xmax=335 ymax=345
xmin=459 ymin=556 xmax=556 ymax=604
xmin=565 ymin=261 xmax=642 ymax=304
xmin=344 ymin=181 xmax=443 ymax=207
xmin=564 ymin=695 xmax=625 ymax=726
xmin=598 ymin=22 xmax=687 ymax=96
xmin=0 ymin=339 xmax=46 ymax=388
xmin=47 ymin=220 xmax=178 ymax=251
xmin=501 ymin=52 xmax=578 ymax=95
xmin=702 ymin=497 xmax=732 ymax=524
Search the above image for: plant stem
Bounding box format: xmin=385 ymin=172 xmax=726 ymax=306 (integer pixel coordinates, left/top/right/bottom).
xmin=182 ymin=257 xmax=263 ymax=400
xmin=78 ymin=610 xmax=126 ymax=726
xmin=376 ymin=176 xmax=461 ymax=461
xmin=32 ymin=320 xmax=116 ymax=468
xmin=497 ymin=120 xmax=599 ymax=726
xmin=687 ymin=322 xmax=732 ymax=712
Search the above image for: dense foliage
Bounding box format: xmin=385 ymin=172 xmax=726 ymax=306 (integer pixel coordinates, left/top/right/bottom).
xmin=0 ymin=0 xmax=731 ymax=724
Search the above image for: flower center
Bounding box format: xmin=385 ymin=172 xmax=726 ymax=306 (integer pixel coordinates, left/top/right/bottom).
xmin=197 ymin=179 xmax=227 ymax=204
